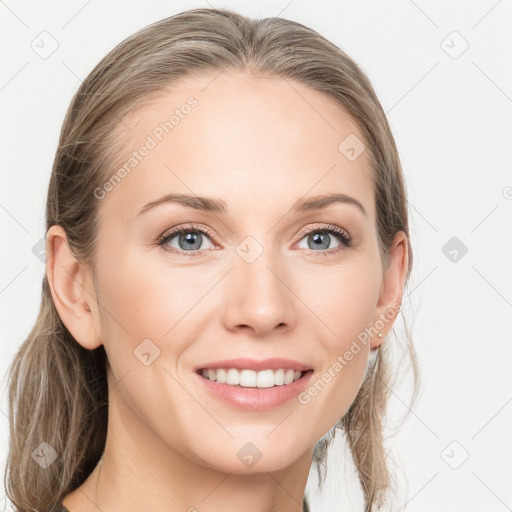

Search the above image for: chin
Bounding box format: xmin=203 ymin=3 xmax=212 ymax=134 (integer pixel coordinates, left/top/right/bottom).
xmin=190 ymin=439 xmax=307 ymax=474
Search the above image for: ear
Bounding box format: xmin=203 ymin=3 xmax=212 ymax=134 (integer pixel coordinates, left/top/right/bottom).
xmin=370 ymin=231 xmax=409 ymax=349
xmin=45 ymin=224 xmax=103 ymax=350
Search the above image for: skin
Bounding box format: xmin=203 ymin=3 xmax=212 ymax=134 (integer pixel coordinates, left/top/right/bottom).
xmin=46 ymin=70 xmax=408 ymax=512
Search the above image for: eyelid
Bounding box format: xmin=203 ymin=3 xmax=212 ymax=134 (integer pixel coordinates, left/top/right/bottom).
xmin=294 ymin=223 xmax=352 ymax=246
xmin=158 ymin=223 xmax=216 ymax=242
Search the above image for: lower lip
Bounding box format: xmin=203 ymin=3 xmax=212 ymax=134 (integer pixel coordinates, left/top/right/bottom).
xmin=195 ymin=370 xmax=314 ymax=412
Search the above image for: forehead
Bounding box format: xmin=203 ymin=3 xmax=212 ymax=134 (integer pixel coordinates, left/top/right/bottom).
xmin=99 ymin=70 xmax=375 ymax=222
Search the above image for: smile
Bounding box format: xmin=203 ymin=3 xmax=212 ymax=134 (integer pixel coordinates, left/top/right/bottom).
xmin=195 ymin=368 xmax=314 ymax=411
xmin=198 ymin=367 xmax=305 ymax=388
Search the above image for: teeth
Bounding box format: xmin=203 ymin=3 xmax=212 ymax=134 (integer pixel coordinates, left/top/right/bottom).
xmin=216 ymin=368 xmax=227 ymax=383
xmin=200 ymin=368 xmax=304 ymax=388
xmin=226 ymin=368 xmax=239 ymax=385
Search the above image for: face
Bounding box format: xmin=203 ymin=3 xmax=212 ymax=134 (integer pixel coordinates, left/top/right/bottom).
xmin=83 ymin=70 xmax=395 ymax=473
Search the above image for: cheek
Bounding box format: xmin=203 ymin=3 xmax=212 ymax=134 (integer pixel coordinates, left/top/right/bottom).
xmin=94 ymin=256 xmax=207 ymax=448
xmin=295 ymin=257 xmax=380 ymax=419
xmin=299 ymin=256 xmax=381 ymax=348
xmin=94 ymin=250 xmax=214 ymax=371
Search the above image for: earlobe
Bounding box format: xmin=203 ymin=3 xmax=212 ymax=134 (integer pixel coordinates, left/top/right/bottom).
xmin=370 ymin=231 xmax=409 ymax=349
xmin=45 ymin=225 xmax=103 ymax=350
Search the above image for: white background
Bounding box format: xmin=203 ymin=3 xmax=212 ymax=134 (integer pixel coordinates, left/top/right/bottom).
xmin=1 ymin=1 xmax=511 ymax=510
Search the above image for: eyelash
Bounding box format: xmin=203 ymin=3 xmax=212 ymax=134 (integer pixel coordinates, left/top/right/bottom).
xmin=157 ymin=222 xmax=353 ymax=258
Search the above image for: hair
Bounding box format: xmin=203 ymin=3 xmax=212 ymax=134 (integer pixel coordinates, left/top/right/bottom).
xmin=4 ymin=7 xmax=420 ymax=511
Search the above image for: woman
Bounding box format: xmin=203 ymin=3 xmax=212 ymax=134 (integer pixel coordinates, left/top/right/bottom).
xmin=4 ymin=8 xmax=419 ymax=511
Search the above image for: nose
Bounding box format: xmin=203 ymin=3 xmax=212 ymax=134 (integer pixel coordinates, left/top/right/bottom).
xmin=221 ymin=251 xmax=296 ymax=336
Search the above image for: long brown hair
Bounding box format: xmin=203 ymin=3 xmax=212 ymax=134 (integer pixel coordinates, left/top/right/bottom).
xmin=4 ymin=8 xmax=419 ymax=511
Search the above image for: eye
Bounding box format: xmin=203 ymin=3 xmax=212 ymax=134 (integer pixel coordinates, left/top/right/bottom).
xmin=157 ymin=222 xmax=353 ymax=258
xmin=157 ymin=223 xmax=216 ymax=257
xmin=295 ymin=224 xmax=352 ymax=255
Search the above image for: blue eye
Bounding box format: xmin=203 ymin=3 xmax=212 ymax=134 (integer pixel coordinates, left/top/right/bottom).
xmin=157 ymin=223 xmax=352 ymax=258
xmin=158 ymin=224 xmax=215 ymax=257
xmin=296 ymin=226 xmax=352 ymax=252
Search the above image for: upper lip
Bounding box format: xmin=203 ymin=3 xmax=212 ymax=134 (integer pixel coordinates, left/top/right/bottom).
xmin=195 ymin=358 xmax=313 ymax=372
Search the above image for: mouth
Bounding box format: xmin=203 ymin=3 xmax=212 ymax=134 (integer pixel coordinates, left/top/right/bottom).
xmin=194 ymin=367 xmax=315 ymax=411
xmin=192 ymin=357 xmax=314 ymax=411
xmin=196 ymin=368 xmax=314 ymax=388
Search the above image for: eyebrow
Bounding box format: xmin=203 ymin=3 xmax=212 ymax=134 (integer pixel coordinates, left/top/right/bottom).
xmin=137 ymin=192 xmax=367 ymax=217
